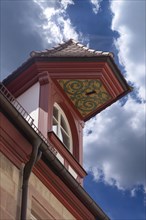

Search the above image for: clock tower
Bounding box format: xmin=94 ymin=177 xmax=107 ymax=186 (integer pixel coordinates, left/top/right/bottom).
xmin=1 ymin=39 xmax=131 ymax=219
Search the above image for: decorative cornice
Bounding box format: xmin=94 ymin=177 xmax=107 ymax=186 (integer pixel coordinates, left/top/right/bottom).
xmin=38 ymin=71 xmax=50 ymax=85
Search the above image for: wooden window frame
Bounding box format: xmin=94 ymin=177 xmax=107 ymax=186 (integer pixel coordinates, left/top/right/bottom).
xmin=53 ymin=103 xmax=73 ymax=153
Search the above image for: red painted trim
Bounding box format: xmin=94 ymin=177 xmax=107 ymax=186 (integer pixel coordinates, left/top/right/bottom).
xmin=6 ymin=63 xmax=38 ymax=97
xmin=48 ymin=131 xmax=86 ymax=178
xmin=6 ymin=61 xmax=127 ymax=99
xmin=104 ymin=63 xmax=124 ymax=93
xmin=0 ymin=113 xmax=32 ymax=168
xmin=35 ymin=61 xmax=106 ymax=75
xmin=58 ymin=100 xmax=83 ymax=163
xmin=38 ymin=72 xmax=50 ymax=138
xmin=100 ymin=74 xmax=117 ymax=98
xmin=0 ymin=139 xmax=22 ymax=169
xmin=38 ymin=71 xmax=50 ymax=85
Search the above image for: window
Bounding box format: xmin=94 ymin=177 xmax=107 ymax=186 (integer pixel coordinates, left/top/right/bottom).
xmin=53 ymin=103 xmax=72 ymax=152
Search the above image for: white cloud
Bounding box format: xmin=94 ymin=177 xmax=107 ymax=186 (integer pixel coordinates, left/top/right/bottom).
xmin=83 ymin=97 xmax=145 ymax=193
xmin=89 ymin=0 xmax=102 ymax=14
xmin=32 ymin=0 xmax=81 ymax=47
xmin=83 ymin=0 xmax=145 ymax=196
xmin=60 ymin=0 xmax=74 ymax=10
xmin=131 ymin=188 xmax=137 ymax=197
xmin=110 ymin=1 xmax=146 ymax=100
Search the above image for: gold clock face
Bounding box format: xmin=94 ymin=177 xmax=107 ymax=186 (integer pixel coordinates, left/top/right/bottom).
xmin=58 ymin=79 xmax=111 ymax=117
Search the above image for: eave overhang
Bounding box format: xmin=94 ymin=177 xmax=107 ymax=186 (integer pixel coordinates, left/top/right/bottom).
xmin=3 ymin=55 xmax=132 ymax=121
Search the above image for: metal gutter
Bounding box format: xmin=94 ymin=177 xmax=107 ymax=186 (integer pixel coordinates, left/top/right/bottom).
xmin=0 ymin=83 xmax=110 ymax=220
xmin=21 ymin=140 xmax=42 ymax=220
xmin=41 ymin=151 xmax=109 ymax=220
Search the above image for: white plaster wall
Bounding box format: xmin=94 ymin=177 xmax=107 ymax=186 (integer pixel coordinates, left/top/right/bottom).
xmin=17 ymin=83 xmax=40 ymax=127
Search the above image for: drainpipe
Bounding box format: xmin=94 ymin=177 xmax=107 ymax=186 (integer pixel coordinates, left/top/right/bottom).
xmin=20 ymin=139 xmax=42 ymax=220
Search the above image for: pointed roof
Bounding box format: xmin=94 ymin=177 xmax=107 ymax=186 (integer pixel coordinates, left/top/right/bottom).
xmin=3 ymin=39 xmax=132 ymax=121
xmin=30 ymin=39 xmax=114 ymax=58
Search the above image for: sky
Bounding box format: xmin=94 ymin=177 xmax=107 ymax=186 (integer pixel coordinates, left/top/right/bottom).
xmin=0 ymin=0 xmax=145 ymax=219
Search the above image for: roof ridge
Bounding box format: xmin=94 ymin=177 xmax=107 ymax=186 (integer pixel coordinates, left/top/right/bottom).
xmin=30 ymin=39 xmax=114 ymax=58
xmin=30 ymin=39 xmax=74 ymax=57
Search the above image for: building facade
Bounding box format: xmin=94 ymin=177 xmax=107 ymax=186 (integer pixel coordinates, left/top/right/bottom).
xmin=0 ymin=39 xmax=131 ymax=220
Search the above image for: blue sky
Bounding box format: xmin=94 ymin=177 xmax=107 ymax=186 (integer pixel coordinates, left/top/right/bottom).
xmin=0 ymin=0 xmax=145 ymax=219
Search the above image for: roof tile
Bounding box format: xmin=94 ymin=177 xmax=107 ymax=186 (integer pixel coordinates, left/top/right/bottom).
xmin=30 ymin=39 xmax=114 ymax=58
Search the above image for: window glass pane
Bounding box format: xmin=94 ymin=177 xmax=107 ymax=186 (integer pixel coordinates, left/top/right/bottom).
xmin=61 ymin=128 xmax=70 ymax=149
xmin=61 ymin=115 xmax=68 ymax=133
xmin=52 ymin=103 xmax=72 ymax=152
xmin=53 ymin=118 xmax=58 ymax=134
xmin=53 ymin=106 xmax=58 ymax=120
